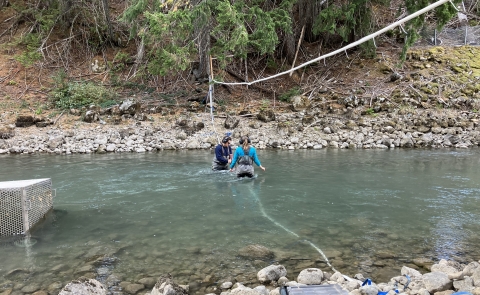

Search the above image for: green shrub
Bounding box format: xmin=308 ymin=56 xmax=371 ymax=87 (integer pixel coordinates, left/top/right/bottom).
xmin=50 ymin=72 xmax=117 ymax=109
xmin=279 ymin=87 xmax=301 ymax=102
xmin=14 ymin=33 xmax=42 ymax=67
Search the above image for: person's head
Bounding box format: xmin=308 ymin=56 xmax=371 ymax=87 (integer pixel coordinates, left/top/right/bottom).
xmin=221 ymin=136 xmax=231 ymax=146
xmin=239 ymin=136 xmax=251 ymax=150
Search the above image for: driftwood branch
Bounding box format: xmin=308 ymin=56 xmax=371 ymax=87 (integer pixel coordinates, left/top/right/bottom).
xmin=216 ymin=113 xmax=255 ymax=118
xmin=290 ymin=25 xmax=305 ymax=77
xmin=437 ymin=85 xmax=450 ymax=107
xmin=303 ymin=120 xmax=322 ymax=131
xmin=15 ymin=86 xmax=30 ymax=101
xmin=53 ymin=111 xmax=65 ymax=125
xmin=408 ymin=85 xmax=422 ymax=99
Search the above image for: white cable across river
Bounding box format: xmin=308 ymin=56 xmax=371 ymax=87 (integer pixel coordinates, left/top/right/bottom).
xmin=212 ymin=0 xmax=455 ymax=87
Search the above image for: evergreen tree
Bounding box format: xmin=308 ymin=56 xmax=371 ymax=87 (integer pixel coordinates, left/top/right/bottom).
xmin=400 ymin=0 xmax=460 ymax=60
xmin=120 ymin=0 xmax=462 ymax=77
xmin=312 ymin=0 xmax=387 ymax=57
xmin=122 ymin=0 xmax=295 ymax=77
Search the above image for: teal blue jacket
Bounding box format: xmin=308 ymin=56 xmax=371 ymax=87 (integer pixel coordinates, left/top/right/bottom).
xmin=230 ymin=146 xmax=261 ymax=169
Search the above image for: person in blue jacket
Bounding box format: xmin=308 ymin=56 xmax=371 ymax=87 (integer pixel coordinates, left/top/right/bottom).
xmin=229 ymin=136 xmax=265 ymax=178
xmin=212 ymin=136 xmax=232 ymax=170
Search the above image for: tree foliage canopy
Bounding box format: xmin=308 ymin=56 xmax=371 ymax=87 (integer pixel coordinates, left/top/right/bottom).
xmin=119 ymin=0 xmax=462 ymax=76
xmin=2 ymin=0 xmax=464 ymax=77
xmin=400 ymin=0 xmax=460 ymax=60
xmin=122 ymin=0 xmax=295 ymax=75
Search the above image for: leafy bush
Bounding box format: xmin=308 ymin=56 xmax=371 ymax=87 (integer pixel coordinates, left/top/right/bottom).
xmin=50 ymin=72 xmax=117 ymax=109
xmin=279 ymin=87 xmax=301 ymax=102
xmin=14 ymin=33 xmax=42 ymax=67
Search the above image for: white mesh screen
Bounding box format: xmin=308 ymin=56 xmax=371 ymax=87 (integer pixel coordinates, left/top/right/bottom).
xmin=0 ymin=189 xmax=24 ymax=236
xmin=0 ymin=179 xmax=54 ymax=236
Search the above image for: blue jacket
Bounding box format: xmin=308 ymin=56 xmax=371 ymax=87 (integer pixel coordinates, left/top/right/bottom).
xmin=214 ymin=144 xmax=232 ymax=164
xmin=230 ymin=146 xmax=261 ymax=169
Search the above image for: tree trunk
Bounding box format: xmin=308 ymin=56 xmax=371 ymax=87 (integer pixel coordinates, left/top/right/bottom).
xmin=283 ymin=29 xmax=297 ymax=64
xmin=59 ymin=0 xmax=73 ymax=28
xmin=297 ymin=0 xmax=323 ymax=42
xmin=133 ymin=38 xmax=145 ymax=76
xmin=0 ymin=0 xmax=9 ymax=9
xmin=191 ymin=0 xmax=210 ymax=81
xmin=281 ymin=1 xmax=297 ymax=64
xmin=193 ymin=24 xmax=210 ymax=80
xmin=101 ymin=0 xmax=114 ymax=44
xmin=283 ymin=0 xmax=323 ymax=63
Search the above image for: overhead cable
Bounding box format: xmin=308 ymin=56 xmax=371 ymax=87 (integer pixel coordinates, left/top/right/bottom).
xmin=212 ymin=0 xmax=453 ymax=86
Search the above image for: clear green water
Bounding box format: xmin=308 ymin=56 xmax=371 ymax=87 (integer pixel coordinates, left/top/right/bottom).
xmin=1 ymin=149 xmax=480 ymax=293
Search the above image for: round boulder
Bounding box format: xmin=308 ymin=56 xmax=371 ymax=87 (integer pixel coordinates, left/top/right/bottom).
xmin=257 ymin=265 xmax=287 ymax=284
xmin=297 ymin=268 xmax=324 ymax=285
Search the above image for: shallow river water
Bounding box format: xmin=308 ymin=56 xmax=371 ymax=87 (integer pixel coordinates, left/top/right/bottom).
xmin=1 ymin=149 xmax=480 ymax=294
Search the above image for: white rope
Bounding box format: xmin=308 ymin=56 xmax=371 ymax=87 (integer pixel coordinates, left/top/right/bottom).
xmin=213 ymin=0 xmax=452 ymax=86
xmin=207 ymin=58 xmax=221 ymax=144
xmin=250 ymin=185 xmax=341 ymax=274
xmin=208 ymin=83 xmax=220 ymax=143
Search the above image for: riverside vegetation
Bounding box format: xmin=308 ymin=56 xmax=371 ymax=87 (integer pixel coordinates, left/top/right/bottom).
xmin=3 ymin=46 xmax=480 ymax=153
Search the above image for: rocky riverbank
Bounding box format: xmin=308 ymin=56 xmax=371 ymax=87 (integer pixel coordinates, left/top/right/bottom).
xmin=8 ymin=258 xmax=477 ymax=295
xmin=2 ymin=46 xmax=480 ymax=154
xmin=1 ymin=99 xmax=480 ymax=155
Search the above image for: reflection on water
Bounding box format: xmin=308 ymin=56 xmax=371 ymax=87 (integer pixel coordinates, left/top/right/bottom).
xmin=1 ymin=149 xmax=480 ymax=293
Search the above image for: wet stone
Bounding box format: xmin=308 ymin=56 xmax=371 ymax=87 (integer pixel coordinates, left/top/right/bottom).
xmin=124 ymin=283 xmax=144 ymax=294
xmin=75 ymin=265 xmax=94 ymax=275
xmin=51 ymin=264 xmax=69 ymax=273
xmin=21 ymin=284 xmax=40 ymax=293
xmin=138 ymin=278 xmax=156 ymax=289
xmin=47 ymin=281 xmax=63 ymax=293
xmin=5 ymin=269 xmax=30 ymax=281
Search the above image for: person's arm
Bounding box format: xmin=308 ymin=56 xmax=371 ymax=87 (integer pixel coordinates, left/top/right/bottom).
xmin=215 ymin=145 xmax=228 ymax=164
xmin=230 ymin=148 xmax=239 ymax=170
xmin=251 ymin=147 xmax=266 ymax=171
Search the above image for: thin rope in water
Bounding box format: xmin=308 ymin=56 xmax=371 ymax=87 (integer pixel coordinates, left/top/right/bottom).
xmin=248 ymin=184 xmax=341 ymax=275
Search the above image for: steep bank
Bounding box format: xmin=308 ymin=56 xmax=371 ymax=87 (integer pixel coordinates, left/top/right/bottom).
xmin=1 ymin=46 xmax=480 ymax=153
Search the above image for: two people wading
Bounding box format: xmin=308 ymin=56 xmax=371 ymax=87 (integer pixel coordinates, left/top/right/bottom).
xmin=229 ymin=136 xmax=265 ymax=178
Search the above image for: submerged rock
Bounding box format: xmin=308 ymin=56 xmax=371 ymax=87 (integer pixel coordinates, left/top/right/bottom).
xmin=151 ymin=274 xmax=188 ymax=295
xmin=238 ymin=244 xmax=274 ymax=260
xmin=58 ymin=277 xmax=106 ymax=295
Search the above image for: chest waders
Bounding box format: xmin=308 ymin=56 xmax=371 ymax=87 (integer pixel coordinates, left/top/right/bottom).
xmin=236 ymin=147 xmax=254 ymax=178
xmin=212 ymin=145 xmax=230 ymax=171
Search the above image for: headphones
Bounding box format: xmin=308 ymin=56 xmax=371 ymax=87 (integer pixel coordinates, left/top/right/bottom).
xmin=222 ymin=136 xmax=231 ymax=144
xmin=239 ymin=136 xmax=251 ymax=144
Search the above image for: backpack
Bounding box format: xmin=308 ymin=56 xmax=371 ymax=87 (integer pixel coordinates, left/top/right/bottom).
xmin=238 ymin=147 xmax=253 ymax=165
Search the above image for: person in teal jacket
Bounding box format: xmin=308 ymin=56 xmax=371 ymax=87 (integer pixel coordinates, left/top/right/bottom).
xmin=229 ymin=136 xmax=265 ymax=178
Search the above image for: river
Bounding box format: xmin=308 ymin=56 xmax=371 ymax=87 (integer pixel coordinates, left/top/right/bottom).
xmin=1 ymin=149 xmax=480 ymax=294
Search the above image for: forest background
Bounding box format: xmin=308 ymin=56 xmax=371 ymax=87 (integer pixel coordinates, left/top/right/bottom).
xmin=0 ymin=0 xmax=479 ymax=124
